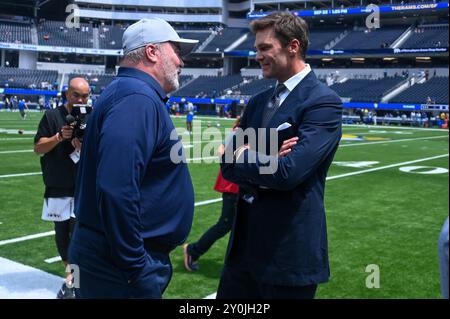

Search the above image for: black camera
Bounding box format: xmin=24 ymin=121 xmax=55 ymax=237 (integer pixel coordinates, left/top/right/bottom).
xmin=65 ymin=104 xmax=92 ymax=141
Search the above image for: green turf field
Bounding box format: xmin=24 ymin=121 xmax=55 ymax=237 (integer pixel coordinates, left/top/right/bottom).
xmin=0 ymin=110 xmax=448 ymax=299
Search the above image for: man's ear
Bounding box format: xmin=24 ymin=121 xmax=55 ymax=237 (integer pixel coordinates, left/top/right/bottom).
xmin=144 ymin=44 xmax=159 ymax=63
xmin=288 ymin=39 xmax=300 ymax=56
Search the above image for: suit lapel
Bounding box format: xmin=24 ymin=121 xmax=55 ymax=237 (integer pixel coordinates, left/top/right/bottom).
xmin=267 ymin=71 xmax=319 ymax=127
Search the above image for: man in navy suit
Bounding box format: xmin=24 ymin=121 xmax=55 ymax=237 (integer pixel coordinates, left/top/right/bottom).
xmin=217 ymin=12 xmax=342 ymax=299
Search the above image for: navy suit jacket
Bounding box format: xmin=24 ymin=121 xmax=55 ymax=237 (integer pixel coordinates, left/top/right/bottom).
xmin=221 ymin=71 xmax=342 ymax=286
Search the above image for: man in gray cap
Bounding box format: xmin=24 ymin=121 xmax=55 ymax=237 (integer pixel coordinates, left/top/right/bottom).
xmin=69 ymin=18 xmax=198 ymax=298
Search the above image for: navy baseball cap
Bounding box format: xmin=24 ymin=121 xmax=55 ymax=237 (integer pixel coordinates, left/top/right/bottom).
xmin=122 ymin=18 xmax=199 ymax=56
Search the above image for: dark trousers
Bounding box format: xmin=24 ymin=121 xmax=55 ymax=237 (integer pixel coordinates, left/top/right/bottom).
xmin=217 ymin=264 xmax=317 ymax=299
xmin=188 ymin=192 xmax=238 ymax=260
xmin=54 ymin=217 xmax=76 ymax=262
xmin=69 ymin=224 xmax=172 ymax=299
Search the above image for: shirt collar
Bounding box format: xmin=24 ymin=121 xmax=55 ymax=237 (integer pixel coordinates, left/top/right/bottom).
xmin=280 ymin=63 xmax=312 ymax=93
xmin=117 ymin=67 xmax=167 ymax=101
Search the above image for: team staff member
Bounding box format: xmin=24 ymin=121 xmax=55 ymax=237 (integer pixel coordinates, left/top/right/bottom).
xmin=69 ymin=18 xmax=198 ymax=298
xmin=34 ymin=77 xmax=90 ymax=299
xmin=218 ymin=12 xmax=342 ymax=299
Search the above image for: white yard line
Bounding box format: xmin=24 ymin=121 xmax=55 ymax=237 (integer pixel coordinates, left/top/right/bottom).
xmin=0 ymin=128 xmax=36 ymax=135
xmin=0 ymin=231 xmax=55 ymax=246
xmin=0 ymin=137 xmax=33 ymax=141
xmin=0 ymin=199 xmax=223 ymax=248
xmin=44 ymin=256 xmax=62 ymax=264
xmin=339 ymin=135 xmax=448 ymax=147
xmin=0 ymin=150 xmax=33 ymax=154
xmin=195 ymin=198 xmax=223 ymax=207
xmin=0 ymin=172 xmax=41 ymax=179
xmin=0 ymin=136 xmax=446 ymax=157
xmin=342 ymin=124 xmax=448 ymax=132
xmin=327 ymin=154 xmax=448 ymax=181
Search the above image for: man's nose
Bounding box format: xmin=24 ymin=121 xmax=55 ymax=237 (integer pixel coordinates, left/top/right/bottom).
xmin=255 ymin=52 xmax=263 ymax=62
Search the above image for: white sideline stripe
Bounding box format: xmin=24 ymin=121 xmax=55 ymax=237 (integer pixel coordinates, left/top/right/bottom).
xmin=340 ymin=135 xmax=448 ymax=147
xmin=342 ymin=124 xmax=447 ymax=132
xmin=0 ymin=198 xmax=223 ymax=247
xmin=0 ymin=149 xmax=33 ymax=154
xmin=195 ymin=198 xmax=222 ymax=207
xmin=187 ymin=156 xmax=218 ymax=162
xmin=204 ymin=292 xmax=217 ymax=299
xmin=0 ymin=231 xmax=55 ymax=246
xmin=0 ymin=137 xmax=33 ymax=141
xmin=0 ymin=257 xmax=63 ymax=299
xmin=327 ymin=154 xmax=449 ymax=181
xmin=0 ymin=128 xmax=36 ymax=134
xmin=2 ymin=137 xmax=447 ymax=176
xmin=44 ymin=256 xmax=62 ymax=264
xmin=0 ymin=172 xmax=41 ymax=179
xmin=0 ymin=136 xmax=446 ymax=157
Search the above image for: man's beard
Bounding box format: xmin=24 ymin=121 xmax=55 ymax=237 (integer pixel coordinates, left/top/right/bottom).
xmin=161 ymin=58 xmax=180 ymax=92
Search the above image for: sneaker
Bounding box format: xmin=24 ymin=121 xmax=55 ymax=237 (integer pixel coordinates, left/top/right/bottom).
xmin=183 ymin=243 xmax=199 ymax=272
xmin=56 ymin=282 xmax=76 ymax=299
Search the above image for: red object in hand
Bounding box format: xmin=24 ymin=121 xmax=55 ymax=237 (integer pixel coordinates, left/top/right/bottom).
xmin=214 ymin=169 xmax=239 ymax=194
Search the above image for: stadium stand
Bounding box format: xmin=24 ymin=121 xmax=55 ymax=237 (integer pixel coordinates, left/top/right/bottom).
xmin=99 ymin=25 xmax=125 ymax=49
xmin=0 ymin=67 xmax=58 ymax=89
xmin=203 ymin=28 xmax=248 ymax=52
xmin=401 ymin=24 xmax=449 ymax=48
xmin=309 ymin=28 xmax=347 ymax=50
xmin=390 ymin=76 xmax=449 ymax=104
xmin=172 ymin=75 xmax=243 ymax=98
xmin=330 ymin=76 xmax=406 ymax=102
xmin=238 ymin=77 xmax=277 ymax=96
xmin=333 ymin=26 xmax=407 ymax=50
xmin=68 ymin=73 xmax=116 ymax=94
xmin=37 ymin=20 xmax=94 ymax=48
xmin=0 ymin=20 xmax=32 ymax=44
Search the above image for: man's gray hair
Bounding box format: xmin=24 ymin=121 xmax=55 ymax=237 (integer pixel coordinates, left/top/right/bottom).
xmin=122 ymin=43 xmax=161 ymax=64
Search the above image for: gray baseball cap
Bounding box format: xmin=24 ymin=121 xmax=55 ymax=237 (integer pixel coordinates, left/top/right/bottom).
xmin=122 ymin=18 xmax=199 ymax=56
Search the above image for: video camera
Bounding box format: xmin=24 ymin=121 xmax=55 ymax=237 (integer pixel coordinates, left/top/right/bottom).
xmin=65 ymin=104 xmax=92 ymax=141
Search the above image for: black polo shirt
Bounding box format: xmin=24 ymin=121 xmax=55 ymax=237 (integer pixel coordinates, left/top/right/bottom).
xmin=34 ymin=105 xmax=77 ymax=198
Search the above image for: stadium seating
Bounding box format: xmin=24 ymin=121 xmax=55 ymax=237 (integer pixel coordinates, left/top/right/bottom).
xmin=333 ymin=26 xmax=407 ymax=50
xmin=203 ymin=28 xmax=248 ymax=52
xmin=68 ymin=73 xmax=116 ymax=94
xmin=238 ymin=77 xmax=277 ymax=96
xmin=0 ymin=21 xmax=31 ymax=44
xmin=401 ymin=25 xmax=449 ymax=48
xmin=172 ymin=75 xmax=243 ymax=98
xmin=0 ymin=67 xmax=58 ymax=89
xmin=99 ymin=25 xmax=125 ymax=49
xmin=330 ymin=76 xmax=405 ymax=102
xmin=309 ymin=28 xmax=347 ymax=50
xmin=37 ymin=20 xmax=94 ymax=48
xmin=390 ymin=76 xmax=449 ymax=104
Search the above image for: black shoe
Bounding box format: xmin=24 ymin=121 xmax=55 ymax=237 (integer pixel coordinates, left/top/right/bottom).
xmin=56 ymin=282 xmax=76 ymax=299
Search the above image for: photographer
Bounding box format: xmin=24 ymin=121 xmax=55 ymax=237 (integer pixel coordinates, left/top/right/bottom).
xmin=34 ymin=77 xmax=90 ymax=299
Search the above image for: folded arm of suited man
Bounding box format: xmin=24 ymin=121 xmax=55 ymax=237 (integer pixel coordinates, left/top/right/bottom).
xmin=221 ymin=85 xmax=342 ymax=191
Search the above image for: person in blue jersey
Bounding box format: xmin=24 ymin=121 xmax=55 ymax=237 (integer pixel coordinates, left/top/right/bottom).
xmin=18 ymin=99 xmax=29 ymax=119
xmin=186 ymin=110 xmax=194 ymax=135
xmin=69 ymin=18 xmax=198 ymax=299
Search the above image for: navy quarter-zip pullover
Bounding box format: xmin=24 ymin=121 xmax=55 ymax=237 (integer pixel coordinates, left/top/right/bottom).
xmin=73 ymin=67 xmax=194 ymax=283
